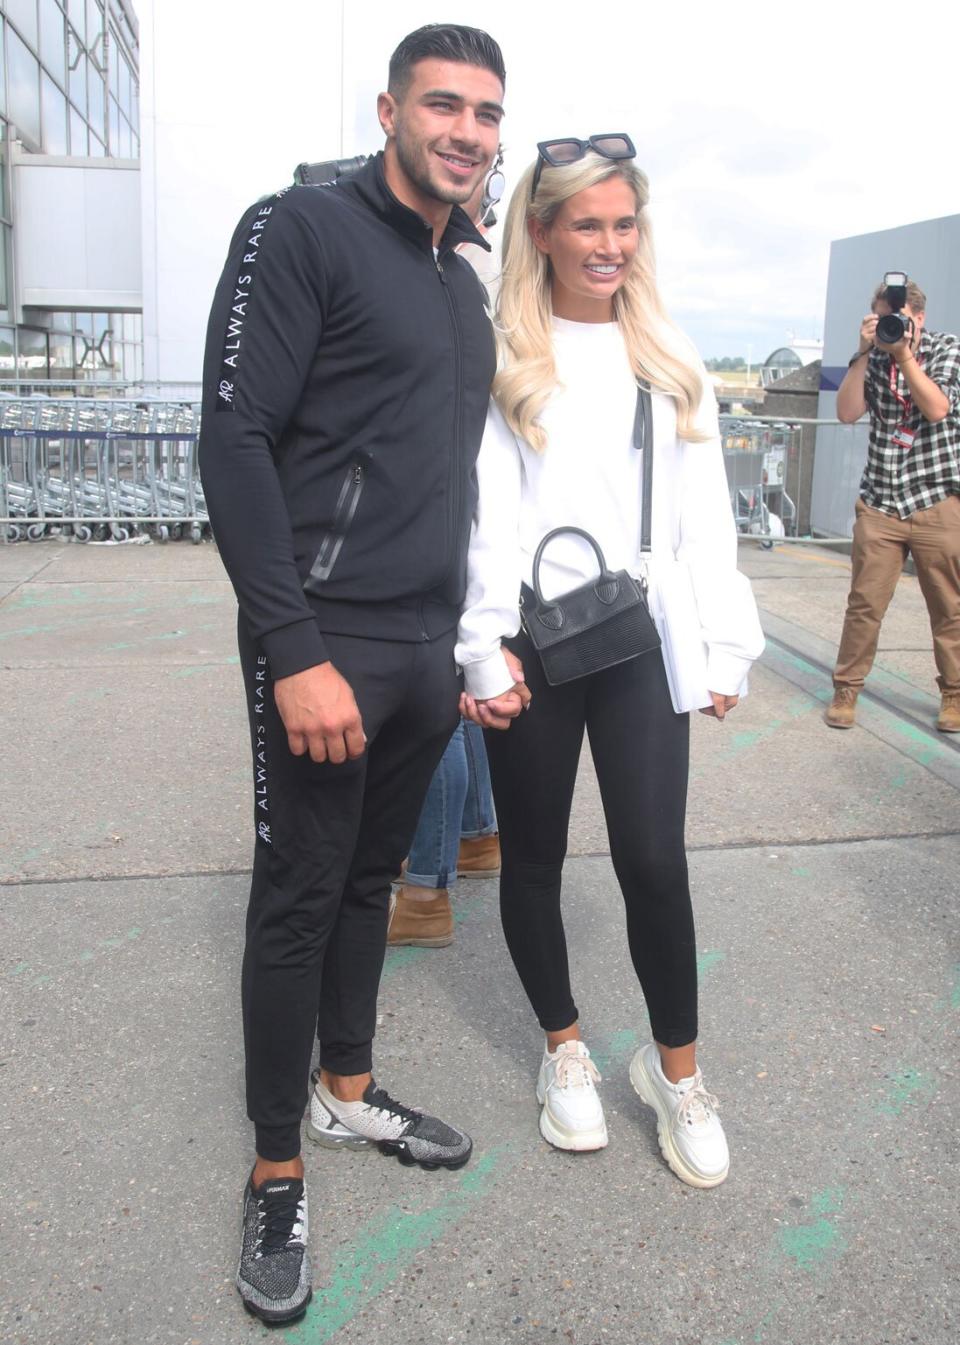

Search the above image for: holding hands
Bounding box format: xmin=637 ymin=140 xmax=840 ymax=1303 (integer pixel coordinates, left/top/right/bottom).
xmin=460 ymin=646 xmax=532 ymax=730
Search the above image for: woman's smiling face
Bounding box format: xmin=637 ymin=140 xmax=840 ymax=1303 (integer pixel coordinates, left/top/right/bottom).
xmin=529 ymin=175 xmax=640 ymax=322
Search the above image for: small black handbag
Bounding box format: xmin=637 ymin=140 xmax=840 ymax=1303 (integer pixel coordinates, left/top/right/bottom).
xmin=519 ymin=385 xmax=661 ymax=686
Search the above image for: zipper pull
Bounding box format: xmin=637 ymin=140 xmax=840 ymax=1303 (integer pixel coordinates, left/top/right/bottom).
xmin=436 ymin=259 xmax=446 ymax=284
xmin=353 ymin=464 xmax=362 ymax=484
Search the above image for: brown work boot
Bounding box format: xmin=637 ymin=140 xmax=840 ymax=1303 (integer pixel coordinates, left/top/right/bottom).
xmin=457 ymin=833 xmax=501 ymax=878
xmin=824 ymin=685 xmax=859 ymax=728
xmin=386 ymin=885 xmax=453 ymax=948
xmin=936 ymin=690 xmax=960 ymax=733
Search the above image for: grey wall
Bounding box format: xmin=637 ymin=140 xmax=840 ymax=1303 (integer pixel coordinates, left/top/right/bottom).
xmin=812 ymin=213 xmax=960 ymax=536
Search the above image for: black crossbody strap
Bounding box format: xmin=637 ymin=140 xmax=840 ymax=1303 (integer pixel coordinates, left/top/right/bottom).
xmin=633 ymin=383 xmax=654 ymax=554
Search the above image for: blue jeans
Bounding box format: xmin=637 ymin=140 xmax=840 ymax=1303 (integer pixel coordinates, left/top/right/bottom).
xmin=405 ymin=720 xmax=497 ymax=889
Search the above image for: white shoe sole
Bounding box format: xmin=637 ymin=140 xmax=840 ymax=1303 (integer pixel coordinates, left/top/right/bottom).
xmin=536 ymin=1082 xmax=608 ymax=1152
xmin=305 ymin=1117 xmax=373 ymax=1151
xmin=629 ymin=1052 xmax=728 ymax=1189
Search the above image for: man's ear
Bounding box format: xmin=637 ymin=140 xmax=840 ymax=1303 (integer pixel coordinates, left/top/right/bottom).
xmin=377 ymin=91 xmax=397 ymax=139
xmin=528 ymin=214 xmax=551 ymax=256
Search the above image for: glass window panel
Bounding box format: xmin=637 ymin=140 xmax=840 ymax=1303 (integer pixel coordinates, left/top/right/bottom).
xmin=117 ymin=113 xmax=130 ymax=158
xmin=0 ymin=23 xmax=7 ymax=117
xmin=74 ymin=311 xmax=93 ymax=335
xmin=0 ymin=227 xmax=9 ymax=311
xmin=0 ymin=127 xmax=8 ymax=218
xmin=108 ymin=22 xmax=120 ymax=96
xmin=87 ymin=129 xmax=104 ymax=156
xmin=48 ymin=328 xmax=73 ymax=375
xmin=0 ymin=327 xmax=15 ymax=373
xmin=68 ymin=43 xmax=87 ymax=114
xmin=6 ymin=1 xmax=39 ymax=50
xmin=118 ymin=54 xmax=131 ymax=117
xmin=69 ymin=101 xmax=86 ymax=153
xmin=66 ymin=0 xmax=85 ymax=43
xmin=18 ymin=328 xmax=49 ymax=378
xmin=7 ymin=26 xmax=42 ymax=146
xmin=86 ymin=70 xmax=104 ymax=138
xmin=39 ymin=0 xmax=66 ymax=87
xmin=107 ymin=92 xmax=118 ymax=152
xmin=41 ymin=71 xmax=67 ymax=153
xmin=86 ymin=0 xmax=102 ymax=55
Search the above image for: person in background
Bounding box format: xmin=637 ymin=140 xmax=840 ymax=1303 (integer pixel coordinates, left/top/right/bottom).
xmin=388 ymin=169 xmax=504 ymax=950
xmin=826 ymin=277 xmax=960 ymax=732
xmin=457 ymin=135 xmax=763 ymax=1185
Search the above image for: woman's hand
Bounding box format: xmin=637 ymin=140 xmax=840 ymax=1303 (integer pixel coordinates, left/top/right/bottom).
xmin=698 ymin=692 xmax=740 ymax=721
xmin=459 ymin=647 xmax=532 ymax=730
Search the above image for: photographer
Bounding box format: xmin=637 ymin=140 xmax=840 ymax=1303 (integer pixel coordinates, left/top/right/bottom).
xmin=826 ymin=277 xmax=960 ymax=732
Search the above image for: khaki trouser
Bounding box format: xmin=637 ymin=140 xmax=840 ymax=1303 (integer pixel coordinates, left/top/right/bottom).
xmin=834 ymin=495 xmax=960 ymax=691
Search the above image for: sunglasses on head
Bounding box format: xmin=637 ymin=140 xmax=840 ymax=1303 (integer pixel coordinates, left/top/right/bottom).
xmin=531 ymin=133 xmax=636 ymax=199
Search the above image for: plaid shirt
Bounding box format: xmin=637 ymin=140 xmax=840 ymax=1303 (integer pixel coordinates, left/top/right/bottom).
xmin=861 ymin=328 xmax=960 ymax=517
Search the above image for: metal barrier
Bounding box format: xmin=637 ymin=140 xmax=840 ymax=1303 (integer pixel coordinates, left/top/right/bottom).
xmin=1 ymin=398 xmax=206 ymax=543
xmin=720 ymin=414 xmax=860 ymax=548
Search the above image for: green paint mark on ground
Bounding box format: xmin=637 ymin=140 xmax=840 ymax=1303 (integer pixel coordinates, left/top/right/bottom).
xmin=284 ymin=1147 xmax=511 ymax=1344
xmin=790 ymin=866 xmax=812 ymax=878
xmin=10 ymin=962 xmax=30 ymax=976
xmin=591 ymin=1026 xmax=640 ymax=1074
xmin=778 ymin=1187 xmax=846 ymax=1271
xmin=697 ymin=949 xmax=726 ymax=978
xmin=877 ymin=1068 xmax=937 ymax=1116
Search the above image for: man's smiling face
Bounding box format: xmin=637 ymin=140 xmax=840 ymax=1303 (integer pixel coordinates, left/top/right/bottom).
xmin=380 ymin=58 xmax=504 ymax=211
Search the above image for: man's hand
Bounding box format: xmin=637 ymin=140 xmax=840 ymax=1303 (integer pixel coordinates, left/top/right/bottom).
xmin=459 ymin=646 xmax=532 ymax=731
xmin=274 ymin=662 xmax=365 ymax=764
xmin=698 ymin=692 xmax=740 ymax=721
xmin=857 ymin=313 xmax=879 ymax=355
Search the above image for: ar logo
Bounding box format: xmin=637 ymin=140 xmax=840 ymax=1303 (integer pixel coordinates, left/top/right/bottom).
xmin=258 ymin=820 xmax=272 ymax=845
xmin=218 ymin=379 xmax=234 ymax=403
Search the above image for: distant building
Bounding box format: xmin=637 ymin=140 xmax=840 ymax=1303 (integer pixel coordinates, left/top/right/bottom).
xmin=760 ymin=338 xmax=823 ymax=389
xmin=0 ymin=0 xmax=142 ymax=383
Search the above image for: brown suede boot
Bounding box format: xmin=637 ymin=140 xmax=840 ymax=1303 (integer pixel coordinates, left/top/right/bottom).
xmin=936 ymin=690 xmax=960 ymax=733
xmin=457 ymin=833 xmax=501 ymax=878
xmin=824 ymin=685 xmax=859 ymax=728
xmin=386 ymin=885 xmax=453 ymax=948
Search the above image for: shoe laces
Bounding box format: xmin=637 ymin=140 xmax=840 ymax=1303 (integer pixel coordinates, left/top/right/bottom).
xmin=552 ymin=1044 xmax=601 ymax=1090
xmin=943 ymin=690 xmax=960 ymax=708
xmin=364 ymin=1084 xmax=422 ymax=1127
xmin=833 ymin=687 xmax=857 ymax=705
xmin=255 ymin=1188 xmax=305 ymax=1257
xmin=672 ymin=1071 xmax=720 ymax=1129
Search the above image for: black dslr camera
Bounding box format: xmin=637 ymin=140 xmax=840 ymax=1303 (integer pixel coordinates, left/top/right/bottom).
xmin=876 ymin=271 xmax=913 ymax=344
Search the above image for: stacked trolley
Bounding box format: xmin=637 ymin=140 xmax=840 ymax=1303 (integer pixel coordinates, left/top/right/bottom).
xmin=0 ymin=397 xmax=207 ymax=543
xmin=720 ymin=417 xmax=798 ymax=547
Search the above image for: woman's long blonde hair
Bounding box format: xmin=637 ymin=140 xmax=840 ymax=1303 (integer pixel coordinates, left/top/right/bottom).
xmin=494 ymin=153 xmax=708 ymax=452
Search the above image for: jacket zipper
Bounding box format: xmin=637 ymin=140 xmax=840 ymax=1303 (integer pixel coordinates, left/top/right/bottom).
xmin=305 ymin=461 xmax=364 ymax=590
xmin=436 ymin=255 xmax=463 ymax=586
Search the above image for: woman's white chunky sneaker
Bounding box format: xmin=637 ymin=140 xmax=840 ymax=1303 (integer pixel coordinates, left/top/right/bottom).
xmin=629 ymin=1042 xmax=729 ymax=1188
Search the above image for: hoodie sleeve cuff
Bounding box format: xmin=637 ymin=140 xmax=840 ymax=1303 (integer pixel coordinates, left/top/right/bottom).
xmin=260 ymin=617 xmax=330 ymax=680
xmin=462 ymin=648 xmax=516 ymax=700
xmin=704 ymin=648 xmax=754 ymax=697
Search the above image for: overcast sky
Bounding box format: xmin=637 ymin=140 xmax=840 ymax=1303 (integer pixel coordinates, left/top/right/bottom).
xmin=217 ymin=0 xmax=959 ymax=360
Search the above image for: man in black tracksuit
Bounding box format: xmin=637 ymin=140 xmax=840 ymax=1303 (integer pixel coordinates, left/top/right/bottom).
xmin=198 ymin=26 xmax=511 ymax=1323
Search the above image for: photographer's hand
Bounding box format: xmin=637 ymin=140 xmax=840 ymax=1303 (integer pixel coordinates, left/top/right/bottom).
xmin=837 ymin=313 xmax=878 ymax=422
xmin=857 ymin=313 xmax=879 ymax=355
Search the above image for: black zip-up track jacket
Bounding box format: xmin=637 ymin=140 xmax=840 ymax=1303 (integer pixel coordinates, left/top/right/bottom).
xmin=198 ymin=154 xmax=496 ymax=679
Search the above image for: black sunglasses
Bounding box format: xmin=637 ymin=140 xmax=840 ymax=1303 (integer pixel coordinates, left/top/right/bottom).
xmin=531 ymin=133 xmax=636 ymax=198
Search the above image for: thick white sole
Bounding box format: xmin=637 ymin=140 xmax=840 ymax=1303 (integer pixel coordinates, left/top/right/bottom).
xmin=536 ymin=1082 xmax=608 ymax=1152
xmin=305 ymin=1116 xmax=373 ymax=1151
xmin=628 ymin=1052 xmax=728 ymax=1189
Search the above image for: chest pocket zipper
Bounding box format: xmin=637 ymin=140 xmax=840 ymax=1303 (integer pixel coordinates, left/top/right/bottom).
xmin=305 ymin=462 xmax=364 ymax=591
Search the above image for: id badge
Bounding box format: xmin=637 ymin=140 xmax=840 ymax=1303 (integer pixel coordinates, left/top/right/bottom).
xmin=891 ymin=425 xmax=916 ymax=450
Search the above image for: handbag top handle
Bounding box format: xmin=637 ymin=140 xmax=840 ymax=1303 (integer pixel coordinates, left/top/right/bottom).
xmin=529 ymin=385 xmax=653 ymax=606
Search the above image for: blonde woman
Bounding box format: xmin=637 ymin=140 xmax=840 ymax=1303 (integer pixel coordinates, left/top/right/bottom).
xmin=455 ymin=136 xmax=764 ymax=1186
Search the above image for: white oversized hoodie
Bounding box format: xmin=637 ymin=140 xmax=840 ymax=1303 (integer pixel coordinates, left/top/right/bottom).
xmin=455 ymin=316 xmax=765 ymax=711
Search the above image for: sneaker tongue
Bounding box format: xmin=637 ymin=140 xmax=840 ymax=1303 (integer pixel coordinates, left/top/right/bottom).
xmin=257 ymin=1177 xmax=303 ymax=1200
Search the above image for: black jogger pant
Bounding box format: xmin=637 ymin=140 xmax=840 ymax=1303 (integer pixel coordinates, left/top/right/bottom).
xmin=238 ymin=617 xmax=460 ymax=1161
xmin=483 ymin=631 xmax=698 ymax=1047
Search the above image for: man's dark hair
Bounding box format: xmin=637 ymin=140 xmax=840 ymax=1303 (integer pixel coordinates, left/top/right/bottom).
xmin=388 ymin=24 xmax=506 ymax=98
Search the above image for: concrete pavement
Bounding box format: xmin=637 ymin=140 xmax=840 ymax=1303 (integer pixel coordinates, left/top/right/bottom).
xmin=2 ymin=538 xmax=958 ymax=1345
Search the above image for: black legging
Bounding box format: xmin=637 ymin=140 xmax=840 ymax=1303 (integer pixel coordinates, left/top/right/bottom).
xmin=483 ymin=631 xmax=698 ymax=1047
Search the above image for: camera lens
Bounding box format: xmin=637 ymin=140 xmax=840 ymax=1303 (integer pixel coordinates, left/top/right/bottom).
xmin=876 ymin=313 xmax=906 ymax=344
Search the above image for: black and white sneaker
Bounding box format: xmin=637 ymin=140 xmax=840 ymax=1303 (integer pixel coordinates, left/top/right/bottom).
xmin=310 ymin=1075 xmax=472 ymax=1170
xmin=307 ymin=1068 xmax=375 ymax=1150
xmin=236 ymin=1174 xmax=311 ymax=1323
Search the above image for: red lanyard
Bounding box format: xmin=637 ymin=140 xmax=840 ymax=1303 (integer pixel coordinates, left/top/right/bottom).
xmin=888 ymin=351 xmax=924 ymax=418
